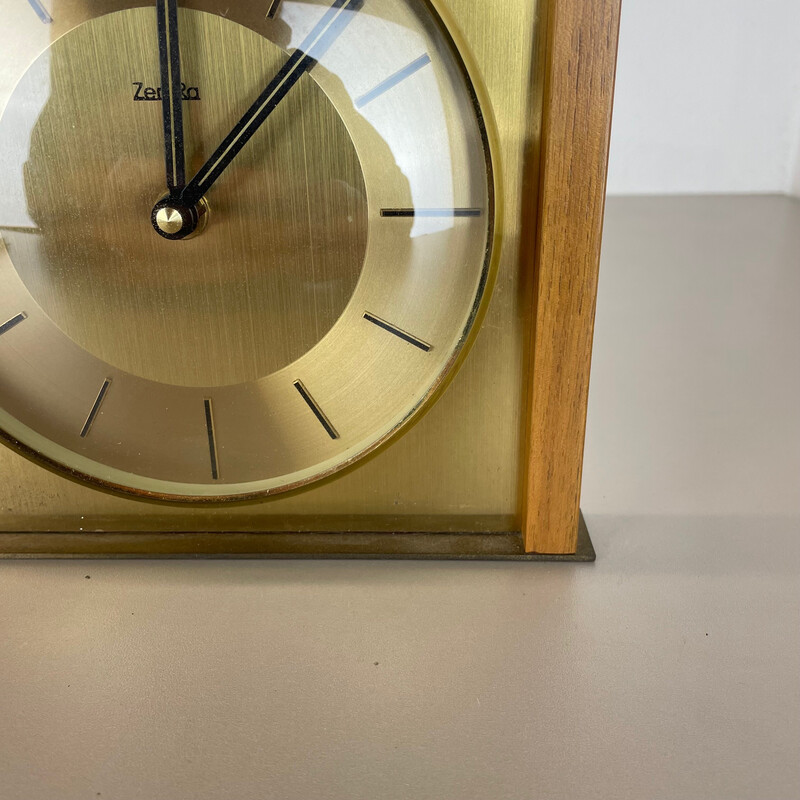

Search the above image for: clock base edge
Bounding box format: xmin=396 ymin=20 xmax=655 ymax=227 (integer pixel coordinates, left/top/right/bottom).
xmin=0 ymin=513 xmax=595 ymax=561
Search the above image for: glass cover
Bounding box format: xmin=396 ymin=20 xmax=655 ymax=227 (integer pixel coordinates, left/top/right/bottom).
xmin=0 ymin=0 xmax=495 ymax=501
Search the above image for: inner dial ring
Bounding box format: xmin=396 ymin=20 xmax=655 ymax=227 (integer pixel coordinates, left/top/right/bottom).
xmin=0 ymin=0 xmax=496 ymax=501
xmin=9 ymin=9 xmax=369 ymax=387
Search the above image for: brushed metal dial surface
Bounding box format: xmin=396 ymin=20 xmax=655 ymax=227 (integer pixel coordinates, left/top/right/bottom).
xmin=14 ymin=8 xmax=368 ymax=387
xmin=0 ymin=0 xmax=496 ymax=501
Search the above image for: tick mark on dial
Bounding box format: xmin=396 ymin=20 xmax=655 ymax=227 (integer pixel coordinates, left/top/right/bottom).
xmin=380 ymin=208 xmax=482 ymax=218
xmin=0 ymin=312 xmax=28 ymax=337
xmin=355 ymin=54 xmax=431 ymax=109
xmin=266 ymin=0 xmax=282 ymax=18
xmin=363 ymin=313 xmax=432 ymax=352
xmin=204 ymin=398 xmax=220 ymax=480
xmin=27 ymin=0 xmax=52 ymax=24
xmin=294 ymin=380 xmax=339 ymax=440
xmin=80 ymin=379 xmax=112 ymax=439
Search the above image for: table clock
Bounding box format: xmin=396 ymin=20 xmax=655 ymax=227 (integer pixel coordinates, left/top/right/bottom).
xmin=0 ymin=0 xmax=621 ymax=558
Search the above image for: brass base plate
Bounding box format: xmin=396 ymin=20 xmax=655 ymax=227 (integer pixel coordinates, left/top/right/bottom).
xmin=0 ymin=513 xmax=595 ymax=561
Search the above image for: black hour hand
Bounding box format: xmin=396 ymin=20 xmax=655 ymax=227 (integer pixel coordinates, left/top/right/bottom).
xmin=157 ymin=0 xmax=185 ymax=195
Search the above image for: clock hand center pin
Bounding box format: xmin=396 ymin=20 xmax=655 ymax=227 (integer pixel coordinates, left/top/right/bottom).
xmin=151 ymin=195 xmax=209 ymax=240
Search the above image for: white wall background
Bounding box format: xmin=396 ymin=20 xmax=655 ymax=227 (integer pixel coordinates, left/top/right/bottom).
xmin=607 ymin=0 xmax=800 ymax=196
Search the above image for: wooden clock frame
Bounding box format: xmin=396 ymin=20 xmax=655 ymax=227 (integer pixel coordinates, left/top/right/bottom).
xmin=0 ymin=0 xmax=621 ymax=559
xmin=524 ymin=0 xmax=621 ymax=556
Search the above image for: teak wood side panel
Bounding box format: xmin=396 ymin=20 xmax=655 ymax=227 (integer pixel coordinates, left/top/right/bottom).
xmin=523 ymin=0 xmax=621 ymax=553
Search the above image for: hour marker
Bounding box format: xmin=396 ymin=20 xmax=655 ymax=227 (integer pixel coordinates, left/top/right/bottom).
xmin=266 ymin=0 xmax=281 ymax=18
xmin=294 ymin=380 xmax=339 ymax=440
xmin=27 ymin=0 xmax=52 ymax=23
xmin=363 ymin=312 xmax=432 ymax=352
xmin=0 ymin=226 xmax=40 ymax=235
xmin=204 ymin=398 xmax=219 ymax=480
xmin=381 ymin=208 xmax=482 ymax=218
xmin=80 ymin=379 xmax=112 ymax=439
xmin=0 ymin=312 xmax=28 ymax=337
xmin=355 ymin=54 xmax=432 ymax=109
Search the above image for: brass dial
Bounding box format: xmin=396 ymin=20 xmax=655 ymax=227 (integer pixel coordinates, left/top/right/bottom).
xmin=0 ymin=0 xmax=496 ymax=502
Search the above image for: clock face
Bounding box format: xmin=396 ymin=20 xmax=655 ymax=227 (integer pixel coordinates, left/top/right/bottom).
xmin=0 ymin=0 xmax=495 ymax=502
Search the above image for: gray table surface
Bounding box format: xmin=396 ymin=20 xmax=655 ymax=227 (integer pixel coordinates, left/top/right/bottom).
xmin=1 ymin=195 xmax=799 ymax=800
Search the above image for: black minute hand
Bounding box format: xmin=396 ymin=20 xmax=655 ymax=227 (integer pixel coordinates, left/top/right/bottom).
xmin=157 ymin=0 xmax=185 ymax=195
xmin=180 ymin=0 xmax=362 ymax=207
